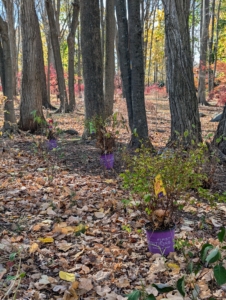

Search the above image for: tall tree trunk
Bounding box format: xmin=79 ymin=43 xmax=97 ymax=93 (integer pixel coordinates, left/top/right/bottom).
xmin=67 ymin=0 xmax=80 ymax=111
xmin=162 ymin=0 xmax=202 ymax=145
xmin=198 ymin=0 xmax=210 ymax=105
xmin=208 ymin=0 xmax=215 ymax=91
xmin=191 ymin=0 xmax=196 ymax=62
xmin=100 ymin=0 xmax=105 ymax=70
xmin=128 ymin=0 xmax=149 ymax=147
xmin=80 ymin=0 xmax=105 ymax=122
xmin=213 ymin=0 xmax=222 ymax=89
xmin=104 ymin=0 xmax=115 ymax=117
xmin=19 ymin=0 xmax=45 ymax=132
xmin=147 ymin=5 xmax=157 ymax=86
xmin=45 ymin=0 xmax=69 ymax=113
xmin=2 ymin=0 xmax=17 ymax=96
xmin=115 ymin=0 xmax=133 ymax=130
xmin=213 ymin=105 xmax=226 ymax=154
xmin=77 ymin=25 xmax=82 ymax=98
xmin=0 ymin=16 xmax=16 ymax=131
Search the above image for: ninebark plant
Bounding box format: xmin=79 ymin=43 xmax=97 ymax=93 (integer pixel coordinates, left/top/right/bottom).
xmin=120 ymin=142 xmax=221 ymax=230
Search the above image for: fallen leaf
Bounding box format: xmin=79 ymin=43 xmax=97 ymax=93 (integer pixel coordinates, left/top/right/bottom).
xmin=32 ymin=224 xmax=42 ymax=231
xmin=38 ymin=237 xmax=54 ymax=243
xmin=79 ymin=278 xmax=93 ymax=291
xmin=96 ymin=285 xmax=111 ymax=296
xmin=29 ymin=243 xmax=39 ymax=254
xmin=39 ymin=275 xmax=50 ymax=285
xmin=56 ymin=242 xmax=73 ymax=252
xmin=59 ymin=271 xmax=75 ymax=282
xmin=94 ymin=212 xmax=105 ymax=219
xmin=46 ymin=207 xmax=56 ymax=215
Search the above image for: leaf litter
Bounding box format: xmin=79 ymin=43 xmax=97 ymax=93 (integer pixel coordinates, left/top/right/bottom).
xmin=0 ymin=97 xmax=226 ymax=299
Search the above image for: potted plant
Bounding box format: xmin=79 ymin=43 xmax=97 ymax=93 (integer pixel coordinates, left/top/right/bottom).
xmin=90 ymin=113 xmax=127 ymax=169
xmin=120 ymin=144 xmax=213 ymax=255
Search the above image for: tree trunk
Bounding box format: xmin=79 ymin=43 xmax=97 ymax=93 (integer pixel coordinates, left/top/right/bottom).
xmin=77 ymin=25 xmax=82 ymax=99
xmin=213 ymin=0 xmax=222 ymax=89
xmin=2 ymin=0 xmax=17 ymax=96
xmin=19 ymin=0 xmax=45 ymax=132
xmin=213 ymin=105 xmax=226 ymax=154
xmin=80 ymin=0 xmax=105 ymax=121
xmin=67 ymin=0 xmax=80 ymax=112
xmin=162 ymin=0 xmax=202 ymax=145
xmin=147 ymin=5 xmax=157 ymax=85
xmin=198 ymin=0 xmax=210 ymax=105
xmin=45 ymin=0 xmax=69 ymax=113
xmin=115 ymin=0 xmax=133 ymax=129
xmin=104 ymin=0 xmax=115 ymax=117
xmin=0 ymin=16 xmax=16 ymax=131
xmin=191 ymin=0 xmax=196 ymax=62
xmin=128 ymin=0 xmax=149 ymax=147
xmin=208 ymin=0 xmax=215 ymax=92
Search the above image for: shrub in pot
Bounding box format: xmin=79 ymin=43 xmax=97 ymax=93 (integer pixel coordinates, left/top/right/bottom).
xmin=120 ymin=143 xmax=215 ymax=255
xmin=89 ymin=113 xmax=127 ymax=169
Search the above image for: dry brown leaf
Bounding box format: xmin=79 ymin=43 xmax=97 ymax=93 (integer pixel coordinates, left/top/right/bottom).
xmin=29 ymin=243 xmax=39 ymax=254
xmin=78 ymin=278 xmax=93 ymax=292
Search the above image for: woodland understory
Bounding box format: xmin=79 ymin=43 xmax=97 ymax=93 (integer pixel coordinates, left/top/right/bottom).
xmin=0 ymin=94 xmax=226 ymax=300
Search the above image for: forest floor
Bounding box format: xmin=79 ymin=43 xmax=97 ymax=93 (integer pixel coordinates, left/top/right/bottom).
xmin=0 ymin=94 xmax=226 ymax=300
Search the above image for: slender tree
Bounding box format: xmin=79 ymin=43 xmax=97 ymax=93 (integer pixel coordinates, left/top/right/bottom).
xmin=67 ymin=0 xmax=80 ymax=111
xmin=116 ymin=0 xmax=151 ymax=147
xmin=128 ymin=0 xmax=149 ymax=147
xmin=19 ymin=0 xmax=45 ymax=132
xmin=80 ymin=0 xmax=105 ymax=123
xmin=198 ymin=0 xmax=210 ymax=105
xmin=0 ymin=15 xmax=16 ymax=132
xmin=213 ymin=105 xmax=226 ymax=154
xmin=2 ymin=0 xmax=17 ymax=96
xmin=104 ymin=0 xmax=115 ymax=117
xmin=45 ymin=0 xmax=69 ymax=113
xmin=162 ymin=0 xmax=202 ymax=145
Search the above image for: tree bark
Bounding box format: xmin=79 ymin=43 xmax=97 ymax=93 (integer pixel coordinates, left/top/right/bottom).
xmin=2 ymin=0 xmax=17 ymax=96
xmin=128 ymin=0 xmax=149 ymax=147
xmin=104 ymin=0 xmax=115 ymax=117
xmin=213 ymin=105 xmax=226 ymax=154
xmin=80 ymin=0 xmax=105 ymax=121
xmin=0 ymin=16 xmax=16 ymax=131
xmin=19 ymin=0 xmax=45 ymax=132
xmin=45 ymin=0 xmax=69 ymax=113
xmin=208 ymin=0 xmax=215 ymax=91
xmin=115 ymin=0 xmax=133 ymax=130
xmin=162 ymin=0 xmax=202 ymax=145
xmin=213 ymin=0 xmax=222 ymax=89
xmin=198 ymin=0 xmax=210 ymax=105
xmin=67 ymin=0 xmax=80 ymax=111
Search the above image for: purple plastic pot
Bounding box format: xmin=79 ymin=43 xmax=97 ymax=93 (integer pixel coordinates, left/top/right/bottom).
xmin=47 ymin=139 xmax=58 ymax=151
xmin=100 ymin=153 xmax=114 ymax=169
xmin=146 ymin=225 xmax=175 ymax=256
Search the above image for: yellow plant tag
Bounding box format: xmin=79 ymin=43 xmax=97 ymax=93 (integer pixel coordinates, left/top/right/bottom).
xmin=154 ymin=174 xmax=166 ymax=198
xmin=38 ymin=237 xmax=54 ymax=243
xmin=59 ymin=271 xmax=75 ymax=282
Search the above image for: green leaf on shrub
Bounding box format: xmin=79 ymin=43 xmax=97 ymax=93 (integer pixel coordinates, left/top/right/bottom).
xmin=144 ymin=194 xmax=151 ymax=202
xmin=146 ymin=295 xmax=156 ymax=300
xmin=152 ymin=283 xmax=174 ymax=293
xmin=192 ymin=284 xmax=200 ymax=299
xmin=6 ymin=275 xmax=16 ymax=281
xmin=127 ymin=290 xmax=141 ymax=300
xmin=176 ymin=276 xmax=185 ymax=297
xmin=9 ymin=252 xmax=17 ymax=261
xmin=217 ymin=227 xmax=226 ymax=242
xmin=19 ymin=272 xmax=26 ymax=278
xmin=206 ymin=248 xmax=221 ymax=264
xmin=214 ymin=264 xmax=226 ymax=286
xmin=200 ymin=243 xmax=213 ymax=263
xmin=188 ymin=261 xmax=193 ymax=273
